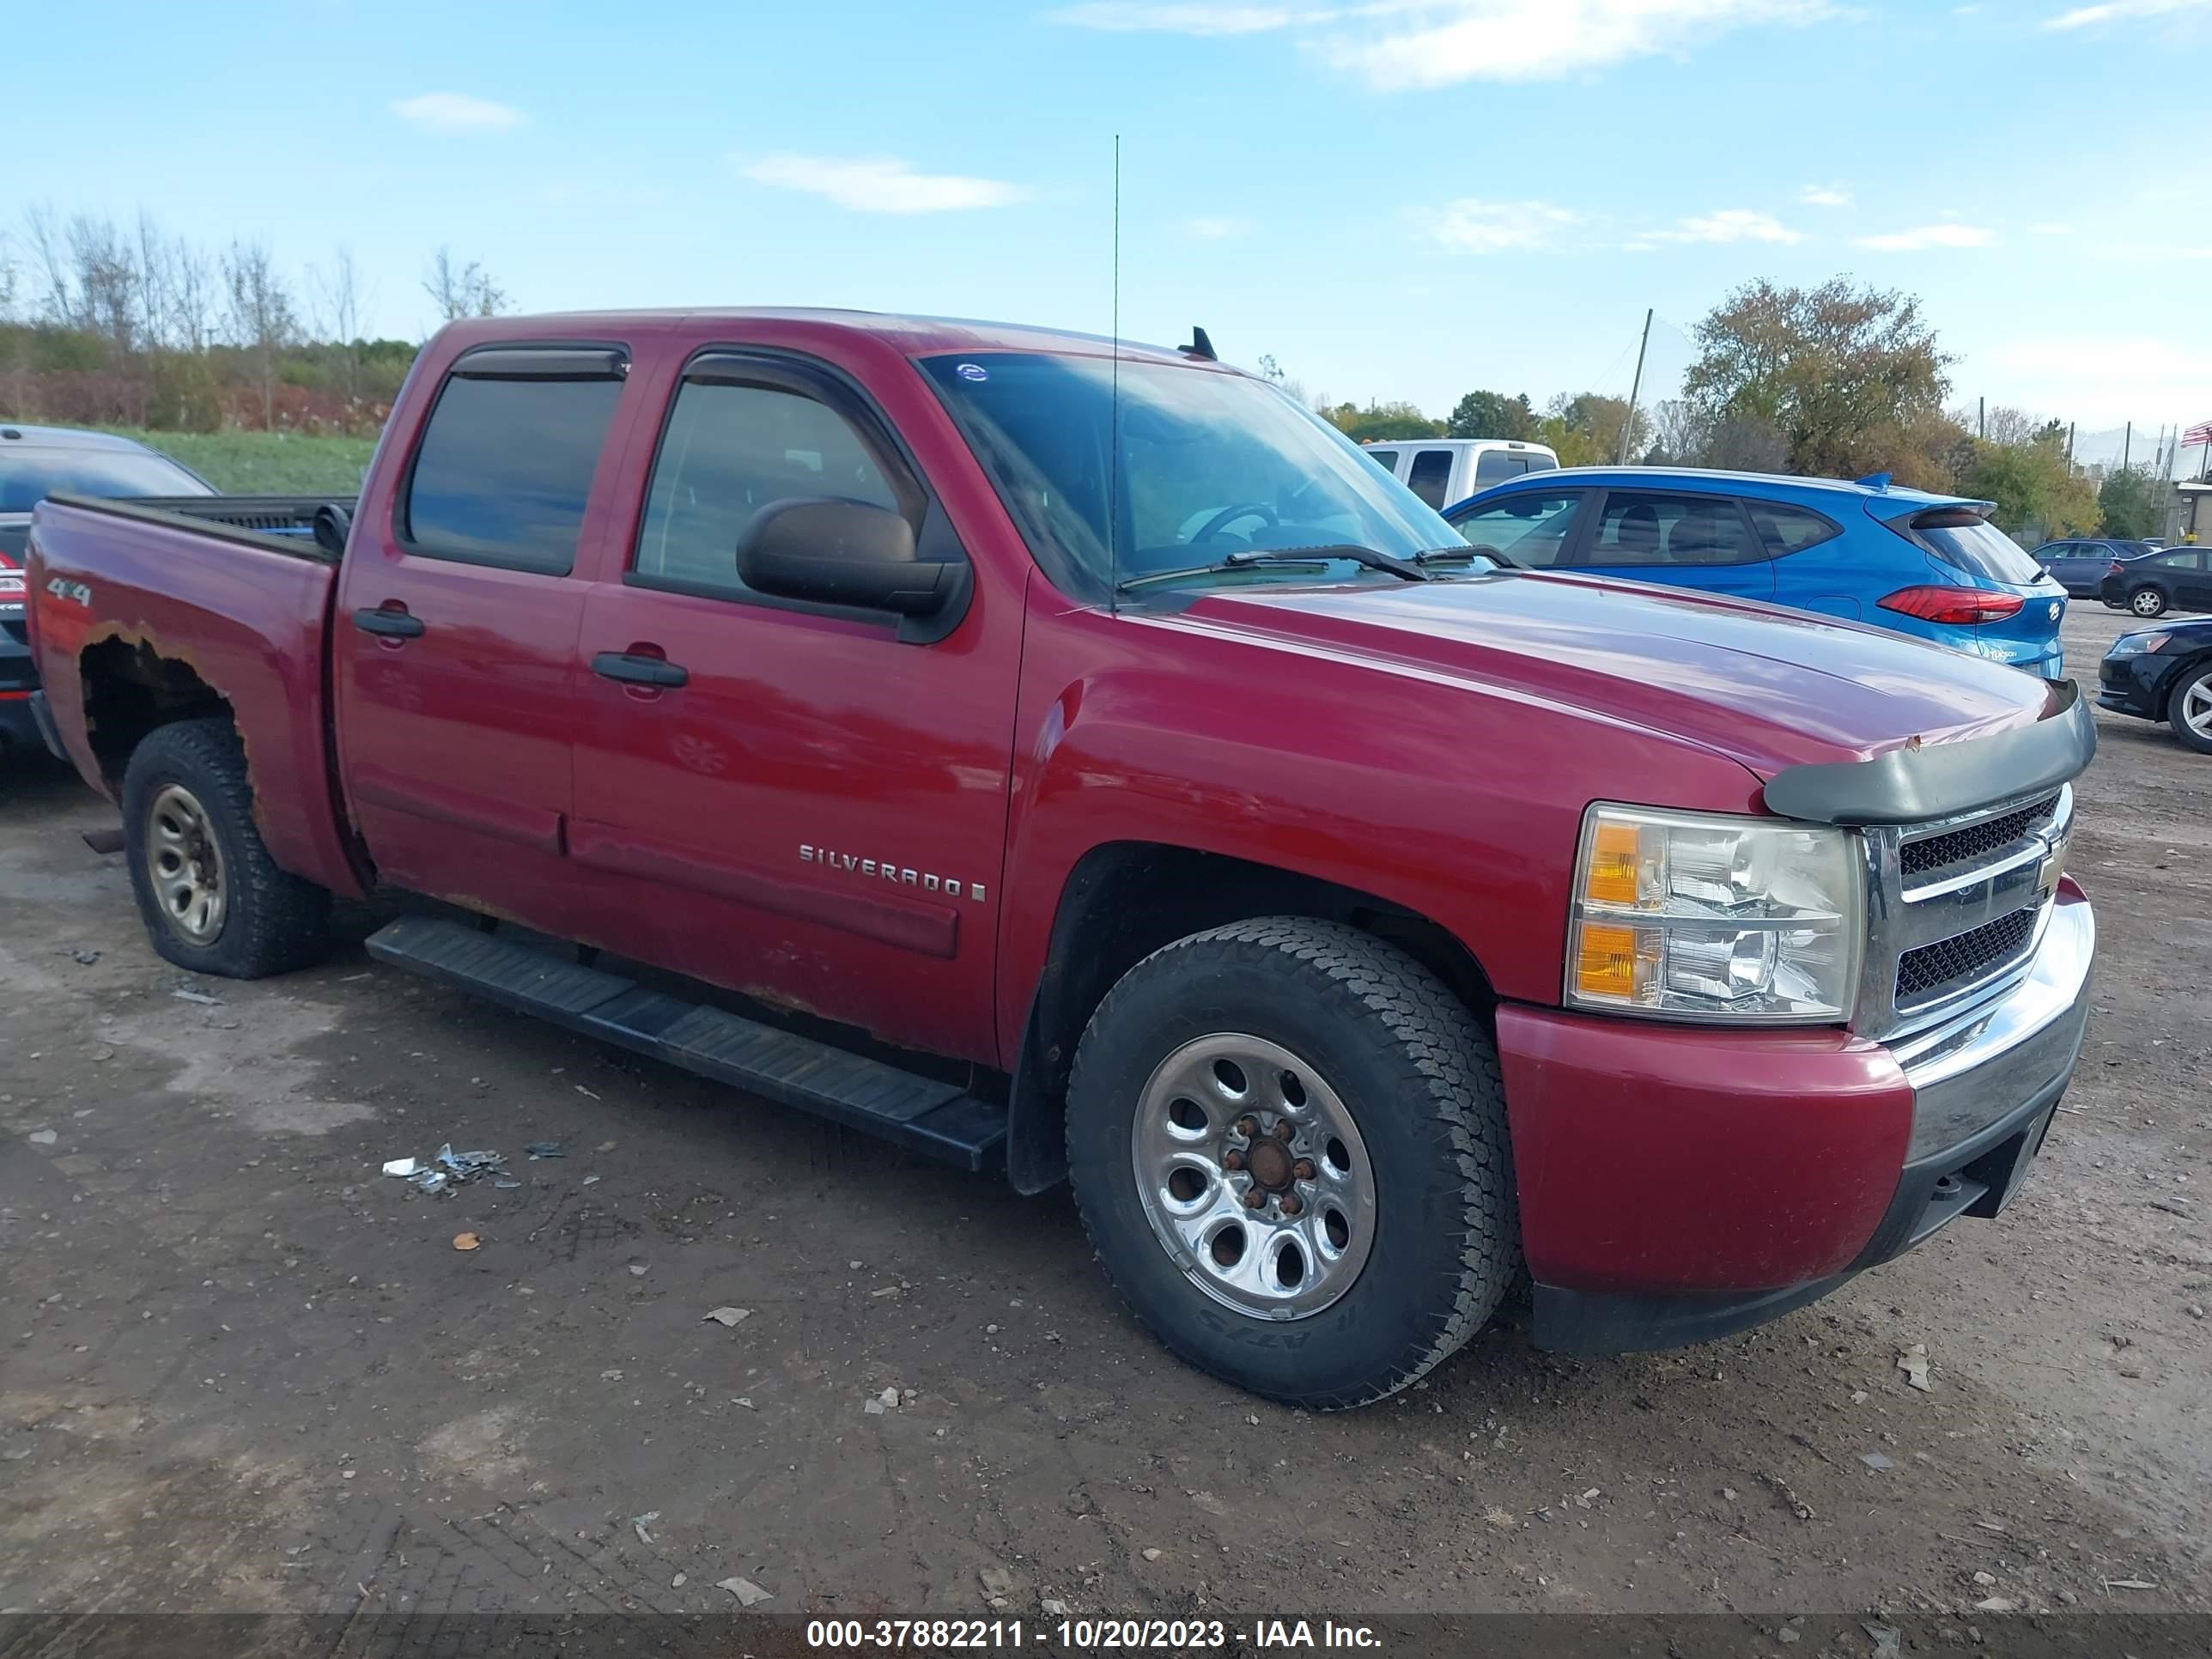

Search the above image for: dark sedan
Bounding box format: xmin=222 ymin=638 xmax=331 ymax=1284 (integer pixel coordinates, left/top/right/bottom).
xmin=2098 ymin=616 xmax=2212 ymax=754
xmin=2100 ymin=544 xmax=2212 ymax=619
xmin=2031 ymin=537 xmax=2156 ymax=597
xmin=2 ymin=424 xmax=214 ymax=758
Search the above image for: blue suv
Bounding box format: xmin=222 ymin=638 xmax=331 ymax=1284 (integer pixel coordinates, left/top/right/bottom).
xmin=1442 ymin=468 xmax=2068 ymax=678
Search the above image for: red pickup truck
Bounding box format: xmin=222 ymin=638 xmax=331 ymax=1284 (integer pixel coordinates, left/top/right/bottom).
xmin=23 ymin=310 xmax=2095 ymax=1407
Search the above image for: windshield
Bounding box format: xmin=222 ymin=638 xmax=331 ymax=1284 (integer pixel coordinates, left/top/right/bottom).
xmin=1915 ymin=514 xmax=2046 ymax=586
xmin=920 ymin=352 xmax=1459 ymax=591
xmin=0 ymin=446 xmax=212 ymax=513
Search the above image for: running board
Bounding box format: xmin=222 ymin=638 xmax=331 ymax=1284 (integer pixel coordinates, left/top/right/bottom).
xmin=365 ymin=915 xmax=1005 ymax=1170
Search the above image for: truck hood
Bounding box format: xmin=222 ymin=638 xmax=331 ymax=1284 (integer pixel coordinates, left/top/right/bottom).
xmin=1182 ymin=569 xmax=2062 ymax=779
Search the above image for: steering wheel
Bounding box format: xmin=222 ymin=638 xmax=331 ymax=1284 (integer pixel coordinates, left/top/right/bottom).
xmin=1194 ymin=501 xmax=1279 ymax=543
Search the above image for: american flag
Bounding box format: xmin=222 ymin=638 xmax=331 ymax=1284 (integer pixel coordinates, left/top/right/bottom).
xmin=2188 ymin=419 xmax=2212 ymax=447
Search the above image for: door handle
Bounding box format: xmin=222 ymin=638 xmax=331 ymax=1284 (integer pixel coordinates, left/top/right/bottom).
xmin=592 ymin=651 xmax=689 ymax=689
xmin=354 ymin=607 xmax=425 ymax=639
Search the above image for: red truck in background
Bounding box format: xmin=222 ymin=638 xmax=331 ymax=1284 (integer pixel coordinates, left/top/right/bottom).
xmin=23 ymin=310 xmax=2096 ymax=1407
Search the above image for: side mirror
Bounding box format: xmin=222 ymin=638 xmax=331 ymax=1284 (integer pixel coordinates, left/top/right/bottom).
xmin=737 ymin=498 xmax=960 ymax=618
xmin=313 ymin=501 xmax=352 ymax=560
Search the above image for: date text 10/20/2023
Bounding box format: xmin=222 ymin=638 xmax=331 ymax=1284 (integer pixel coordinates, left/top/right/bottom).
xmin=805 ymin=1619 xmax=1384 ymax=1650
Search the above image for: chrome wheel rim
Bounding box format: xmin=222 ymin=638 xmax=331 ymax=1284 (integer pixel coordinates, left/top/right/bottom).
xmin=147 ymin=782 xmax=226 ymax=945
xmin=2185 ymin=679 xmax=2212 ymax=740
xmin=2132 ymin=589 xmax=2163 ymax=616
xmin=1130 ymin=1032 xmax=1376 ymax=1321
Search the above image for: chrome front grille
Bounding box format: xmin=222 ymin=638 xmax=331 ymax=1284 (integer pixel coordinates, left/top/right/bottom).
xmin=1898 ymin=793 xmax=2060 ymax=881
xmin=1856 ymin=786 xmax=2070 ymax=1041
xmin=1895 ymin=907 xmax=2038 ymax=1004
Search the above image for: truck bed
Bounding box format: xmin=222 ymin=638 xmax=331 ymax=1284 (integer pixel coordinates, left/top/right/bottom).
xmin=54 ymin=492 xmax=357 ymax=557
xmin=26 ymin=492 xmax=368 ymax=898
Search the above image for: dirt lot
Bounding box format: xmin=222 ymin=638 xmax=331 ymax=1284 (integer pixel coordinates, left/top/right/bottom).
xmin=3 ymin=604 xmax=2207 ymax=1631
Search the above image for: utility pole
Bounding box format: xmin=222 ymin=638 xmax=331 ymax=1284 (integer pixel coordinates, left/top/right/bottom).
xmin=2122 ymin=422 xmax=2131 ymax=472
xmin=1978 ymin=396 xmax=1985 ymax=440
xmin=1618 ymin=307 xmax=1653 ymax=466
xmin=2067 ymin=422 xmax=2075 ymax=466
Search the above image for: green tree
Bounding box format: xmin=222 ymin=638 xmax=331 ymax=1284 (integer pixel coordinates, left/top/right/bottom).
xmin=1683 ymin=276 xmax=1953 ymax=479
xmin=2098 ymin=466 xmax=2162 ymax=539
xmin=1447 ymin=389 xmax=1534 ymax=441
xmin=1957 ymin=434 xmax=2098 ymax=539
xmin=1320 ymin=398 xmax=1444 ymax=442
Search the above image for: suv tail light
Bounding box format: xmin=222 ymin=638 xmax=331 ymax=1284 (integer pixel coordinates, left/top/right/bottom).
xmin=1876 ymin=586 xmax=2027 ymax=625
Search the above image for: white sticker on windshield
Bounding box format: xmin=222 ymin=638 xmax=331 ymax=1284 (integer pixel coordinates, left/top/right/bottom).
xmin=955 ymin=362 xmax=988 ymax=382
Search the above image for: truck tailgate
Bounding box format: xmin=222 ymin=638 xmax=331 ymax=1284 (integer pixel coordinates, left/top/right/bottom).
xmin=27 ymin=495 xmax=368 ymax=899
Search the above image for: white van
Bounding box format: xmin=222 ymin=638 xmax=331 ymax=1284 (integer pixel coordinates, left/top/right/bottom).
xmin=1360 ymin=438 xmax=1559 ymax=508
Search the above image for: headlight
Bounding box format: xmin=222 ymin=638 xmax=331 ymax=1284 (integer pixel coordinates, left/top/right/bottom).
xmin=2106 ymin=632 xmax=2168 ymax=658
xmin=1567 ymin=805 xmax=1864 ymax=1023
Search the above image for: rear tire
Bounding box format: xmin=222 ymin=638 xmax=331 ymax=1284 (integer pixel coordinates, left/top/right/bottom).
xmin=122 ymin=718 xmax=331 ymax=978
xmin=1065 ymin=917 xmax=1517 ymax=1409
xmin=2169 ymin=663 xmax=2212 ymax=757
xmin=2129 ymin=586 xmax=2167 ymax=618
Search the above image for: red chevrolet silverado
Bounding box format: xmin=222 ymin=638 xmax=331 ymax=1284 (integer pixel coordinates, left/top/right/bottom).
xmin=22 ymin=311 xmax=2095 ymax=1407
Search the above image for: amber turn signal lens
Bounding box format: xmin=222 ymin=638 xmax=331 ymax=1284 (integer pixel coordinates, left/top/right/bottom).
xmin=1575 ymin=922 xmax=1641 ymax=1000
xmin=1583 ymin=822 xmax=1641 ymax=907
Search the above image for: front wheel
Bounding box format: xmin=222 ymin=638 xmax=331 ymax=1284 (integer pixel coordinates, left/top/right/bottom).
xmin=122 ymin=718 xmax=331 ymax=978
xmin=2170 ymin=663 xmax=2212 ymax=756
xmin=2129 ymin=586 xmax=2168 ymax=618
xmin=1066 ymin=918 xmax=1517 ymax=1408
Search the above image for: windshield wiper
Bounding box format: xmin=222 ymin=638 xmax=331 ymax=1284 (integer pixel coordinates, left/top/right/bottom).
xmin=1115 ymin=544 xmax=1431 ymax=593
xmin=1412 ymin=544 xmax=1510 ymax=569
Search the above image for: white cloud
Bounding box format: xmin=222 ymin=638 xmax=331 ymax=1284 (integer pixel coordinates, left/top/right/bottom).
xmin=2044 ymin=0 xmax=2209 ymax=30
xmin=1056 ymin=0 xmax=1836 ymax=88
xmin=1335 ymin=0 xmax=1834 ymax=89
xmin=1632 ymin=208 xmax=1803 ymax=246
xmin=392 ymin=93 xmax=526 ymax=132
xmin=1800 ymin=183 xmax=1852 ymax=208
xmin=1051 ymin=2 xmax=1317 ymax=30
xmin=1854 ymin=223 xmax=1994 ymax=251
xmin=1983 ymin=336 xmax=2212 ymax=426
xmin=736 ymin=154 xmax=1026 ymax=214
xmin=1186 ymin=216 xmax=1255 ymax=239
xmin=1430 ymin=198 xmax=1577 ymax=253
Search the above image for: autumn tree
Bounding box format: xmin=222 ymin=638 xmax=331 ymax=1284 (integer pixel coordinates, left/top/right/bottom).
xmin=1682 ymin=277 xmax=1952 ymax=479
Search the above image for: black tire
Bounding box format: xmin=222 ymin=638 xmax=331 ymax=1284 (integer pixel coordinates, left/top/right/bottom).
xmin=2127 ymin=586 xmax=2167 ymax=619
xmin=121 ymin=718 xmax=331 ymax=978
xmin=1066 ymin=917 xmax=1517 ymax=1409
xmin=2169 ymin=661 xmax=2212 ymax=756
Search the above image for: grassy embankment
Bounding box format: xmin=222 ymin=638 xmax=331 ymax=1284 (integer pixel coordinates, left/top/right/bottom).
xmin=94 ymin=427 xmax=380 ymax=495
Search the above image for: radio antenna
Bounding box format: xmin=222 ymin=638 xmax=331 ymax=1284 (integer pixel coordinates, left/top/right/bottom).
xmin=1108 ymin=133 xmax=1121 ymax=617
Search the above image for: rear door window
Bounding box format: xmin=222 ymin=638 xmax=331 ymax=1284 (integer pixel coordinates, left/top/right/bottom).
xmin=1449 ymin=490 xmax=1586 ymax=567
xmin=404 ymin=365 xmax=625 ymax=574
xmin=1747 ymin=501 xmax=1842 ymax=557
xmin=1406 ymin=447 xmax=1455 ymax=507
xmin=1583 ymin=491 xmax=1765 ymax=568
xmin=1911 ymin=513 xmax=2045 ymax=586
xmin=1473 ymin=449 xmax=1535 ymax=486
xmin=1363 ymin=448 xmax=1401 ymax=477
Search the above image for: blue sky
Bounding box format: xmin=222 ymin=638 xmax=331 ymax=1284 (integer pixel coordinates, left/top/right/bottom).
xmin=12 ymin=0 xmax=2211 ymax=459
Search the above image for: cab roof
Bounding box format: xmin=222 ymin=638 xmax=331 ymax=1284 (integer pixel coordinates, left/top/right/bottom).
xmin=0 ymin=423 xmax=173 ymax=453
xmin=443 ymin=307 xmax=1218 ymax=368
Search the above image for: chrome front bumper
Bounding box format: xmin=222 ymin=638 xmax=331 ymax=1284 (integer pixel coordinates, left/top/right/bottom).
xmin=1893 ymin=892 xmax=2094 ymax=1162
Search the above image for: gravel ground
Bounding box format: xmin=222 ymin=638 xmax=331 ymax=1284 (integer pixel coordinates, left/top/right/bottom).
xmin=1 ymin=602 xmax=2206 ymax=1629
